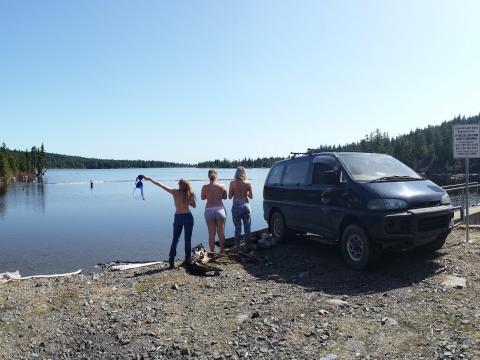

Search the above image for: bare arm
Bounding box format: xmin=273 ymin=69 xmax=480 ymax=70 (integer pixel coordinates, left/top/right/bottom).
xmin=222 ymin=185 xmax=228 ymax=200
xmin=201 ymin=185 xmax=207 ymax=200
xmin=189 ymin=195 xmax=197 ymax=208
xmin=143 ymin=176 xmax=174 ymax=194
xmin=247 ymin=182 xmax=253 ymax=199
xmin=228 ymin=181 xmax=234 ymax=199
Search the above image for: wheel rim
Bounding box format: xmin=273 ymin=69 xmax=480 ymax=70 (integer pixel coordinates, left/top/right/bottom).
xmin=346 ymin=233 xmax=364 ymax=262
xmin=272 ymin=214 xmax=283 ymax=237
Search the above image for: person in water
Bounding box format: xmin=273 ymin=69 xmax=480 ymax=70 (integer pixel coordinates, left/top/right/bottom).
xmin=143 ymin=176 xmax=196 ymax=269
xmin=201 ymin=169 xmax=227 ymax=255
xmin=228 ymin=166 xmax=253 ymax=248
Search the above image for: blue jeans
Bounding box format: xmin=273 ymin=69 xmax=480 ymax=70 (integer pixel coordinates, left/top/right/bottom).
xmin=232 ymin=200 xmax=251 ymax=243
xmin=169 ymin=213 xmax=194 ymax=261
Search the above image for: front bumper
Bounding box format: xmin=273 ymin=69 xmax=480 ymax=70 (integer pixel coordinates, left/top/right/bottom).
xmin=364 ymin=205 xmax=462 ymax=250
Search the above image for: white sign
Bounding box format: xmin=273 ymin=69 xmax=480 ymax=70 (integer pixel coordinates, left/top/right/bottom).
xmin=453 ymin=124 xmax=480 ymax=158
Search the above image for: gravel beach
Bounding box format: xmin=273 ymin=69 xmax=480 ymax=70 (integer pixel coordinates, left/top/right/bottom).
xmin=1 ymin=229 xmax=479 ymax=359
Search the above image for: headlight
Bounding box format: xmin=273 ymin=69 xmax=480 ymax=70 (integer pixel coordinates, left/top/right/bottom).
xmin=441 ymin=193 xmax=451 ymax=205
xmin=367 ymin=199 xmax=408 ymax=210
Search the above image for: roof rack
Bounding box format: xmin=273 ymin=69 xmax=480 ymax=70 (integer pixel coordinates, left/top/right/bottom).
xmin=290 ymin=148 xmax=319 ymax=158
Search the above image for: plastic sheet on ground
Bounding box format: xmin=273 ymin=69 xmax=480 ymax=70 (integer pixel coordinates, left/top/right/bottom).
xmin=0 ymin=269 xmax=82 ymax=284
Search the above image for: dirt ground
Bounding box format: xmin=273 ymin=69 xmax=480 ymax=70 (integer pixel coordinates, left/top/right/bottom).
xmin=1 ymin=229 xmax=479 ymax=359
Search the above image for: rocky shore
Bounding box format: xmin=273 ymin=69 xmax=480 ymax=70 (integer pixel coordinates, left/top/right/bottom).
xmin=1 ymin=229 xmax=479 ymax=359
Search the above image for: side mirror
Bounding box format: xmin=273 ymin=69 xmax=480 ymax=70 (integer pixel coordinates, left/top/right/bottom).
xmin=323 ymin=170 xmax=340 ymax=185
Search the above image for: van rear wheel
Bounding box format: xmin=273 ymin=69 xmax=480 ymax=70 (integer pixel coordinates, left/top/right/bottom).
xmin=341 ymin=224 xmax=378 ymax=270
xmin=270 ymin=211 xmax=290 ymax=242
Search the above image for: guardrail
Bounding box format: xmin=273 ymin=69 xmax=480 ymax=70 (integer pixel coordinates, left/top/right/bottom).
xmin=443 ymin=182 xmax=480 ymax=208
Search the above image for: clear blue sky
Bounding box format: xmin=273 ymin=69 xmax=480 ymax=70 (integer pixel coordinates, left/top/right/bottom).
xmin=1 ymin=1 xmax=479 ymax=163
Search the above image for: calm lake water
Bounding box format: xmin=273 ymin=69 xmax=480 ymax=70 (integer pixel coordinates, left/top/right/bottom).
xmin=0 ymin=168 xmax=269 ymax=275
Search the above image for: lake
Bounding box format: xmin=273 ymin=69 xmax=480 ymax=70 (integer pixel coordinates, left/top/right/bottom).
xmin=0 ymin=168 xmax=270 ymax=275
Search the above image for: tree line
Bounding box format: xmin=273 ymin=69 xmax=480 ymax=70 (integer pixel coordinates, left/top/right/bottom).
xmin=311 ymin=113 xmax=480 ymax=174
xmin=44 ymin=153 xmax=191 ymax=169
xmin=2 ymin=113 xmax=479 ymax=180
xmin=197 ymin=157 xmax=285 ymax=169
xmin=0 ymin=143 xmax=46 ymax=183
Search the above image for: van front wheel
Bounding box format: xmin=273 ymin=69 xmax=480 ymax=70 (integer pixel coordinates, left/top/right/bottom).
xmin=341 ymin=224 xmax=377 ymax=270
xmin=270 ymin=211 xmax=289 ymax=242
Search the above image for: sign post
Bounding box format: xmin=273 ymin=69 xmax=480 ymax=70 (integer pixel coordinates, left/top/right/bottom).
xmin=453 ymin=124 xmax=480 ymax=243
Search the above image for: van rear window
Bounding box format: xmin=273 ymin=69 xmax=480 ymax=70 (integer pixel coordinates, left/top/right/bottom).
xmin=283 ymin=161 xmax=310 ymax=185
xmin=267 ymin=165 xmax=284 ymax=185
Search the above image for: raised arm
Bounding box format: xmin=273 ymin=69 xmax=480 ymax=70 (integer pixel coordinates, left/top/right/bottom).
xmin=143 ymin=176 xmax=174 ymax=194
xmin=228 ymin=181 xmax=235 ymax=199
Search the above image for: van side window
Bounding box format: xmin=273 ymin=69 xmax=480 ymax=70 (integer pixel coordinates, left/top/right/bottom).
xmin=267 ymin=165 xmax=284 ymax=185
xmin=312 ymin=163 xmax=336 ymax=184
xmin=283 ymin=161 xmax=310 ymax=185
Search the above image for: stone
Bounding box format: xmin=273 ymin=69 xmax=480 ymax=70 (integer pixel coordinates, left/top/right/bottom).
xmin=381 ymin=317 xmax=399 ymax=326
xmin=327 ymin=299 xmax=348 ymax=307
xmin=171 ymin=284 xmax=179 ymax=290
xmin=320 ymin=355 xmax=338 ymax=360
xmin=251 ymin=311 xmax=260 ymax=319
xmin=442 ymin=275 xmax=466 ymax=289
xmin=236 ymin=314 xmax=249 ymax=323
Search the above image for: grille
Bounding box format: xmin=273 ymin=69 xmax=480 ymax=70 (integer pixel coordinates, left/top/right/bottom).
xmin=417 ymin=215 xmax=450 ymax=232
xmin=410 ymin=201 xmax=441 ymax=209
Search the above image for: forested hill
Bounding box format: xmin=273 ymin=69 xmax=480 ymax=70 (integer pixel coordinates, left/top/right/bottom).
xmin=3 ymin=113 xmax=480 ymax=173
xmin=0 ymin=143 xmax=46 ymax=182
xmin=197 ymin=157 xmax=285 ymax=169
xmin=44 ymin=153 xmax=191 ymax=169
xmin=312 ymin=114 xmax=480 ymax=174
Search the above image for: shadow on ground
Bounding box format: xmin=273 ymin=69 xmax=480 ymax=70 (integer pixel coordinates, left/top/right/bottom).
xmin=239 ymin=234 xmax=444 ymax=296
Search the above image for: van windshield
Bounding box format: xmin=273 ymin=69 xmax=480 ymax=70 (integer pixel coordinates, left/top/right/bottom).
xmin=337 ymin=153 xmax=422 ymax=182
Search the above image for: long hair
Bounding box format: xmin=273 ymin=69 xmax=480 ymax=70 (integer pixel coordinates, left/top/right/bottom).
xmin=235 ymin=166 xmax=247 ymax=181
xmin=178 ymin=179 xmax=195 ymax=203
xmin=208 ymin=169 xmax=217 ymax=181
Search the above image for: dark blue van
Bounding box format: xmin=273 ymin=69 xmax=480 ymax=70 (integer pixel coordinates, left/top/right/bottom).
xmin=263 ymin=152 xmax=460 ymax=269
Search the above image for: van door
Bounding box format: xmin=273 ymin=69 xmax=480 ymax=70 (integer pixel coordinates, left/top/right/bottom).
xmin=304 ymin=157 xmax=345 ymax=239
xmin=280 ymin=159 xmax=312 ymax=230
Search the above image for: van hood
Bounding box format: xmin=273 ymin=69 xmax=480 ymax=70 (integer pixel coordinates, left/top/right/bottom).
xmin=363 ymin=179 xmax=446 ymax=204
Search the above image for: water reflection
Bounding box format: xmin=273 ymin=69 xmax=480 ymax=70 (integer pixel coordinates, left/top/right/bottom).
xmin=6 ymin=183 xmax=46 ymax=215
xmin=0 ymin=168 xmax=270 ymax=275
xmin=0 ymin=185 xmax=6 ymax=219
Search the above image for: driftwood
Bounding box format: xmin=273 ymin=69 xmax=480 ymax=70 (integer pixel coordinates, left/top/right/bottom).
xmin=109 ymin=261 xmax=165 ymax=271
xmin=0 ymin=269 xmax=82 ymax=284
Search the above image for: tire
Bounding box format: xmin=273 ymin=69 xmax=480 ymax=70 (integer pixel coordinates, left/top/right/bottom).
xmin=341 ymin=224 xmax=379 ymax=270
xmin=269 ymin=211 xmax=290 ymax=242
xmin=418 ymin=235 xmax=447 ymax=254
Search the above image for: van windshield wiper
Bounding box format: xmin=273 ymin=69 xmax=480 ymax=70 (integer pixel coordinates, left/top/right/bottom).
xmin=369 ymin=175 xmax=423 ymax=183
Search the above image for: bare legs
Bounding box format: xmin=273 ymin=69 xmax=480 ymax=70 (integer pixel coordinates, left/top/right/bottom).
xmin=206 ymin=219 xmax=226 ymax=255
xmin=207 ymin=220 xmax=217 ymax=253
xmin=216 ymin=220 xmax=225 ymax=255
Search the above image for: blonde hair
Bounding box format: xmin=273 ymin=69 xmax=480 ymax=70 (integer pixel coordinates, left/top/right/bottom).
xmin=235 ymin=166 xmax=247 ymax=181
xmin=178 ymin=179 xmax=195 ymax=203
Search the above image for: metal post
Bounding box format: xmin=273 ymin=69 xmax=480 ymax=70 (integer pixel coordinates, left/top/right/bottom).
xmin=466 ymin=158 xmax=470 ymax=243
xmin=475 ymin=179 xmax=478 ymax=206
